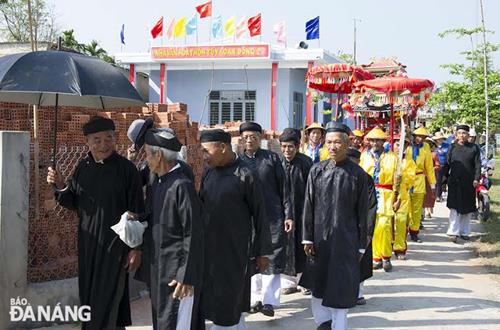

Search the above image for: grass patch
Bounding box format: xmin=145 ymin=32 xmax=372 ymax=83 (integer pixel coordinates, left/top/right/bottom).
xmin=473 ymin=159 xmax=500 ymax=273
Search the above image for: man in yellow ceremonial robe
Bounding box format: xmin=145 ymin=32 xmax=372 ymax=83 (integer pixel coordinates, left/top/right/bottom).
xmin=360 ymin=128 xmax=399 ymax=272
xmin=393 ymin=138 xmax=416 ymax=260
xmin=405 ymin=127 xmax=436 ymax=243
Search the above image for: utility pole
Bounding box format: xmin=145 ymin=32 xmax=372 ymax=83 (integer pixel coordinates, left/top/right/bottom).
xmin=27 ymin=0 xmax=35 ymax=51
xmin=353 ymin=19 xmax=361 ymax=65
xmin=479 ymin=0 xmax=490 ymax=157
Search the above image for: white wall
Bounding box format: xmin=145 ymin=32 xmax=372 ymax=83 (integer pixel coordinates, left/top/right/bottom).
xmin=149 ymin=67 xmax=308 ymax=131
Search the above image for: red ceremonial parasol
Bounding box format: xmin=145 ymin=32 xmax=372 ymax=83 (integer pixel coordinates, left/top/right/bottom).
xmin=307 ymin=63 xmax=374 ymax=122
xmin=307 ymin=63 xmax=374 ymax=94
xmin=353 ymin=76 xmax=435 ymax=148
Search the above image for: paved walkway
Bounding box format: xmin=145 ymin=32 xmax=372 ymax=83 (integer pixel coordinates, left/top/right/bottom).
xmin=35 ymin=201 xmax=500 ymax=329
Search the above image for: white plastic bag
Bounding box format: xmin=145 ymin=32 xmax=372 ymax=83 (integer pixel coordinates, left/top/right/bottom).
xmin=111 ymin=212 xmax=148 ymax=248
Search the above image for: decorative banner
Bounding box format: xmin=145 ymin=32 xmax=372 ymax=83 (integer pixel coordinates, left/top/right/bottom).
xmin=151 ymin=44 xmax=270 ymax=60
xmin=236 ymin=16 xmax=248 ymax=39
xmin=166 ymin=18 xmax=176 ymax=40
xmin=225 ymin=16 xmax=236 ymax=37
xmin=186 ymin=15 xmax=198 ymax=36
xmin=174 ymin=17 xmax=187 ymax=38
xmin=151 ymin=17 xmax=163 ymax=39
xmin=248 ymin=13 xmax=262 ymax=37
xmin=196 ymin=1 xmax=212 ymax=18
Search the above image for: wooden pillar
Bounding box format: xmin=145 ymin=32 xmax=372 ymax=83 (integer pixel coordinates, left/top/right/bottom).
xmin=306 ymin=61 xmax=314 ymax=126
xmin=128 ymin=63 xmax=135 ymax=85
xmin=160 ymin=63 xmax=166 ymax=104
xmin=271 ymin=62 xmax=278 ymax=130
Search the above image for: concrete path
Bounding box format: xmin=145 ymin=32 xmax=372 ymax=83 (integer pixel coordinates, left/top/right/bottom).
xmin=35 ymin=201 xmax=500 ymax=330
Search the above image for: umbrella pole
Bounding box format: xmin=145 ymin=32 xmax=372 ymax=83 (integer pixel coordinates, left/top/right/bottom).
xmin=52 ymin=94 xmax=59 ymax=168
xmin=336 ymin=94 xmax=341 ymax=122
xmin=33 ymin=105 xmax=40 ymax=222
xmin=390 ymin=104 xmax=395 ymax=150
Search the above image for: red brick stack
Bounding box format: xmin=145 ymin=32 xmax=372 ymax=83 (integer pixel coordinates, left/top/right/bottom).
xmin=0 ymin=102 xmax=202 ymax=282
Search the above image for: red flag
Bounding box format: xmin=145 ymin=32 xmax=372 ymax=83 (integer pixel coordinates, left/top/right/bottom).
xmin=196 ymin=1 xmax=212 ymax=18
xmin=248 ymin=13 xmax=261 ymax=37
xmin=151 ymin=16 xmax=163 ymax=39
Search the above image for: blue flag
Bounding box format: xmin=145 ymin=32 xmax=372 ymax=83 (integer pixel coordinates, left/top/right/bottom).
xmin=305 ymin=16 xmax=319 ymax=40
xmin=120 ymin=24 xmax=125 ymax=44
xmin=211 ymin=15 xmax=222 ymax=39
xmin=186 ymin=15 xmax=197 ymax=35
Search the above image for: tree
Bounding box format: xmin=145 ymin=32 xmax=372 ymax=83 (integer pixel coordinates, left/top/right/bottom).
xmin=428 ymin=27 xmax=499 ymax=135
xmin=59 ymin=29 xmax=116 ymax=64
xmin=338 ymin=52 xmax=355 ymax=65
xmin=0 ymin=0 xmax=57 ymax=43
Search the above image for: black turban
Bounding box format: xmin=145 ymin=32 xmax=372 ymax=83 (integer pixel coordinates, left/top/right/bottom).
xmin=145 ymin=129 xmax=182 ymax=151
xmin=82 ymin=116 xmax=115 ymax=136
xmin=279 ymin=128 xmax=301 ymax=144
xmin=325 ymin=121 xmax=351 ymax=135
xmin=239 ymin=121 xmax=263 ymax=134
xmin=200 ymin=129 xmax=231 ymax=144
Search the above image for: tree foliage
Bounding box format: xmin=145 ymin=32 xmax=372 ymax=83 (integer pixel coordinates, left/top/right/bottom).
xmin=338 ymin=52 xmax=355 ymax=65
xmin=60 ymin=29 xmax=115 ymax=64
xmin=428 ymin=27 xmax=499 ymax=135
xmin=0 ymin=0 xmax=57 ymax=43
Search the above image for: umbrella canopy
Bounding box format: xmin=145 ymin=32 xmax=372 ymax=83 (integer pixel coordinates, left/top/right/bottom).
xmin=0 ymin=51 xmax=145 ymax=167
xmin=0 ymin=51 xmax=144 ymax=108
xmin=307 ymin=63 xmax=374 ymax=93
xmin=353 ymin=76 xmax=434 ymax=95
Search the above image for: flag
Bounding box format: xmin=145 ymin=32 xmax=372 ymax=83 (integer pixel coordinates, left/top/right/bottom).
xmin=166 ymin=18 xmax=176 ymax=40
xmin=174 ymin=16 xmax=187 ymax=38
xmin=225 ymin=16 xmax=235 ymax=37
xmin=151 ymin=16 xmax=163 ymax=39
xmin=236 ymin=16 xmax=247 ymax=39
xmin=196 ymin=1 xmax=212 ymax=18
xmin=305 ymin=16 xmax=320 ymax=40
xmin=273 ymin=21 xmax=286 ymax=44
xmin=186 ymin=15 xmax=197 ymax=36
xmin=248 ymin=13 xmax=261 ymax=37
xmin=120 ymin=24 xmax=125 ymax=44
xmin=211 ymin=15 xmax=223 ymax=39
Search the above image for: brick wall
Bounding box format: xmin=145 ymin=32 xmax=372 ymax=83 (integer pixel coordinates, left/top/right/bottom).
xmin=0 ymin=102 xmax=202 ymax=282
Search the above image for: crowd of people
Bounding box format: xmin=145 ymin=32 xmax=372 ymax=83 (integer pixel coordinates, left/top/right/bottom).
xmin=46 ymin=116 xmax=482 ymax=330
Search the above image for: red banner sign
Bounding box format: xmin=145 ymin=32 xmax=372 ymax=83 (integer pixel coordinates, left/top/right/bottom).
xmin=151 ymin=44 xmax=270 ymax=60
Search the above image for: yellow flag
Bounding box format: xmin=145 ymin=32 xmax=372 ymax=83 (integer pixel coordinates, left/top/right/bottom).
xmin=225 ymin=16 xmax=235 ymax=37
xmin=174 ymin=17 xmax=187 ymax=38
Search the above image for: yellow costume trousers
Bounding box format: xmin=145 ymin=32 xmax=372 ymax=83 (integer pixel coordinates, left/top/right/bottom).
xmin=372 ymin=215 xmax=393 ymax=261
xmin=409 ymin=193 xmax=425 ymax=234
xmin=393 ymin=212 xmax=409 ymax=254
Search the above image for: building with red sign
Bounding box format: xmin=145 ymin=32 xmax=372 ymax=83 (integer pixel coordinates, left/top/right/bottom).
xmin=115 ymin=43 xmax=339 ymax=130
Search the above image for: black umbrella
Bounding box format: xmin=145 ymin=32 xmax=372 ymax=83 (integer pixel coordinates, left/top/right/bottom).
xmin=0 ymin=50 xmax=145 ymax=166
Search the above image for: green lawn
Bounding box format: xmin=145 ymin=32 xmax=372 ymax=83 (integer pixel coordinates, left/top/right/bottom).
xmin=474 ymin=159 xmax=500 ymax=272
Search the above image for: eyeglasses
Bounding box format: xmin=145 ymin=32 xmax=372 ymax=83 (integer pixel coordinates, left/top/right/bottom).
xmin=242 ymin=134 xmax=259 ymax=141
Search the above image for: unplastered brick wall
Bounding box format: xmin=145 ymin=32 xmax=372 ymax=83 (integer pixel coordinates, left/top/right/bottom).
xmin=0 ymin=102 xmax=202 ymax=282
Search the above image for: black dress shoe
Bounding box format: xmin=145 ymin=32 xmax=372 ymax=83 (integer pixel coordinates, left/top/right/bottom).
xmin=356 ymin=297 xmax=367 ymax=305
xmin=249 ymin=301 xmax=262 ymax=314
xmin=460 ymin=235 xmax=470 ymax=241
xmin=281 ymin=287 xmax=300 ymax=295
xmin=373 ymin=261 xmax=383 ymax=270
xmin=317 ymin=320 xmax=332 ymax=330
xmin=410 ymin=233 xmax=422 ymax=243
xmin=382 ymin=260 xmax=393 ymax=272
xmin=261 ymin=304 xmax=275 ymax=317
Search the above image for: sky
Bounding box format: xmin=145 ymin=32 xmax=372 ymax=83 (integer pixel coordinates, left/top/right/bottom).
xmin=48 ymin=0 xmax=499 ymax=85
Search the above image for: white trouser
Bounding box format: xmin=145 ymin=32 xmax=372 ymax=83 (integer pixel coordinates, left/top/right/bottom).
xmin=358 ymin=282 xmax=364 ymax=299
xmin=251 ymin=274 xmax=281 ymax=306
xmin=176 ymin=295 xmax=194 ymax=330
xmin=280 ymin=274 xmax=300 ymax=289
xmin=311 ymin=297 xmax=348 ymax=330
xmin=211 ymin=314 xmax=247 ymax=330
xmin=447 ymin=209 xmax=472 ymax=236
